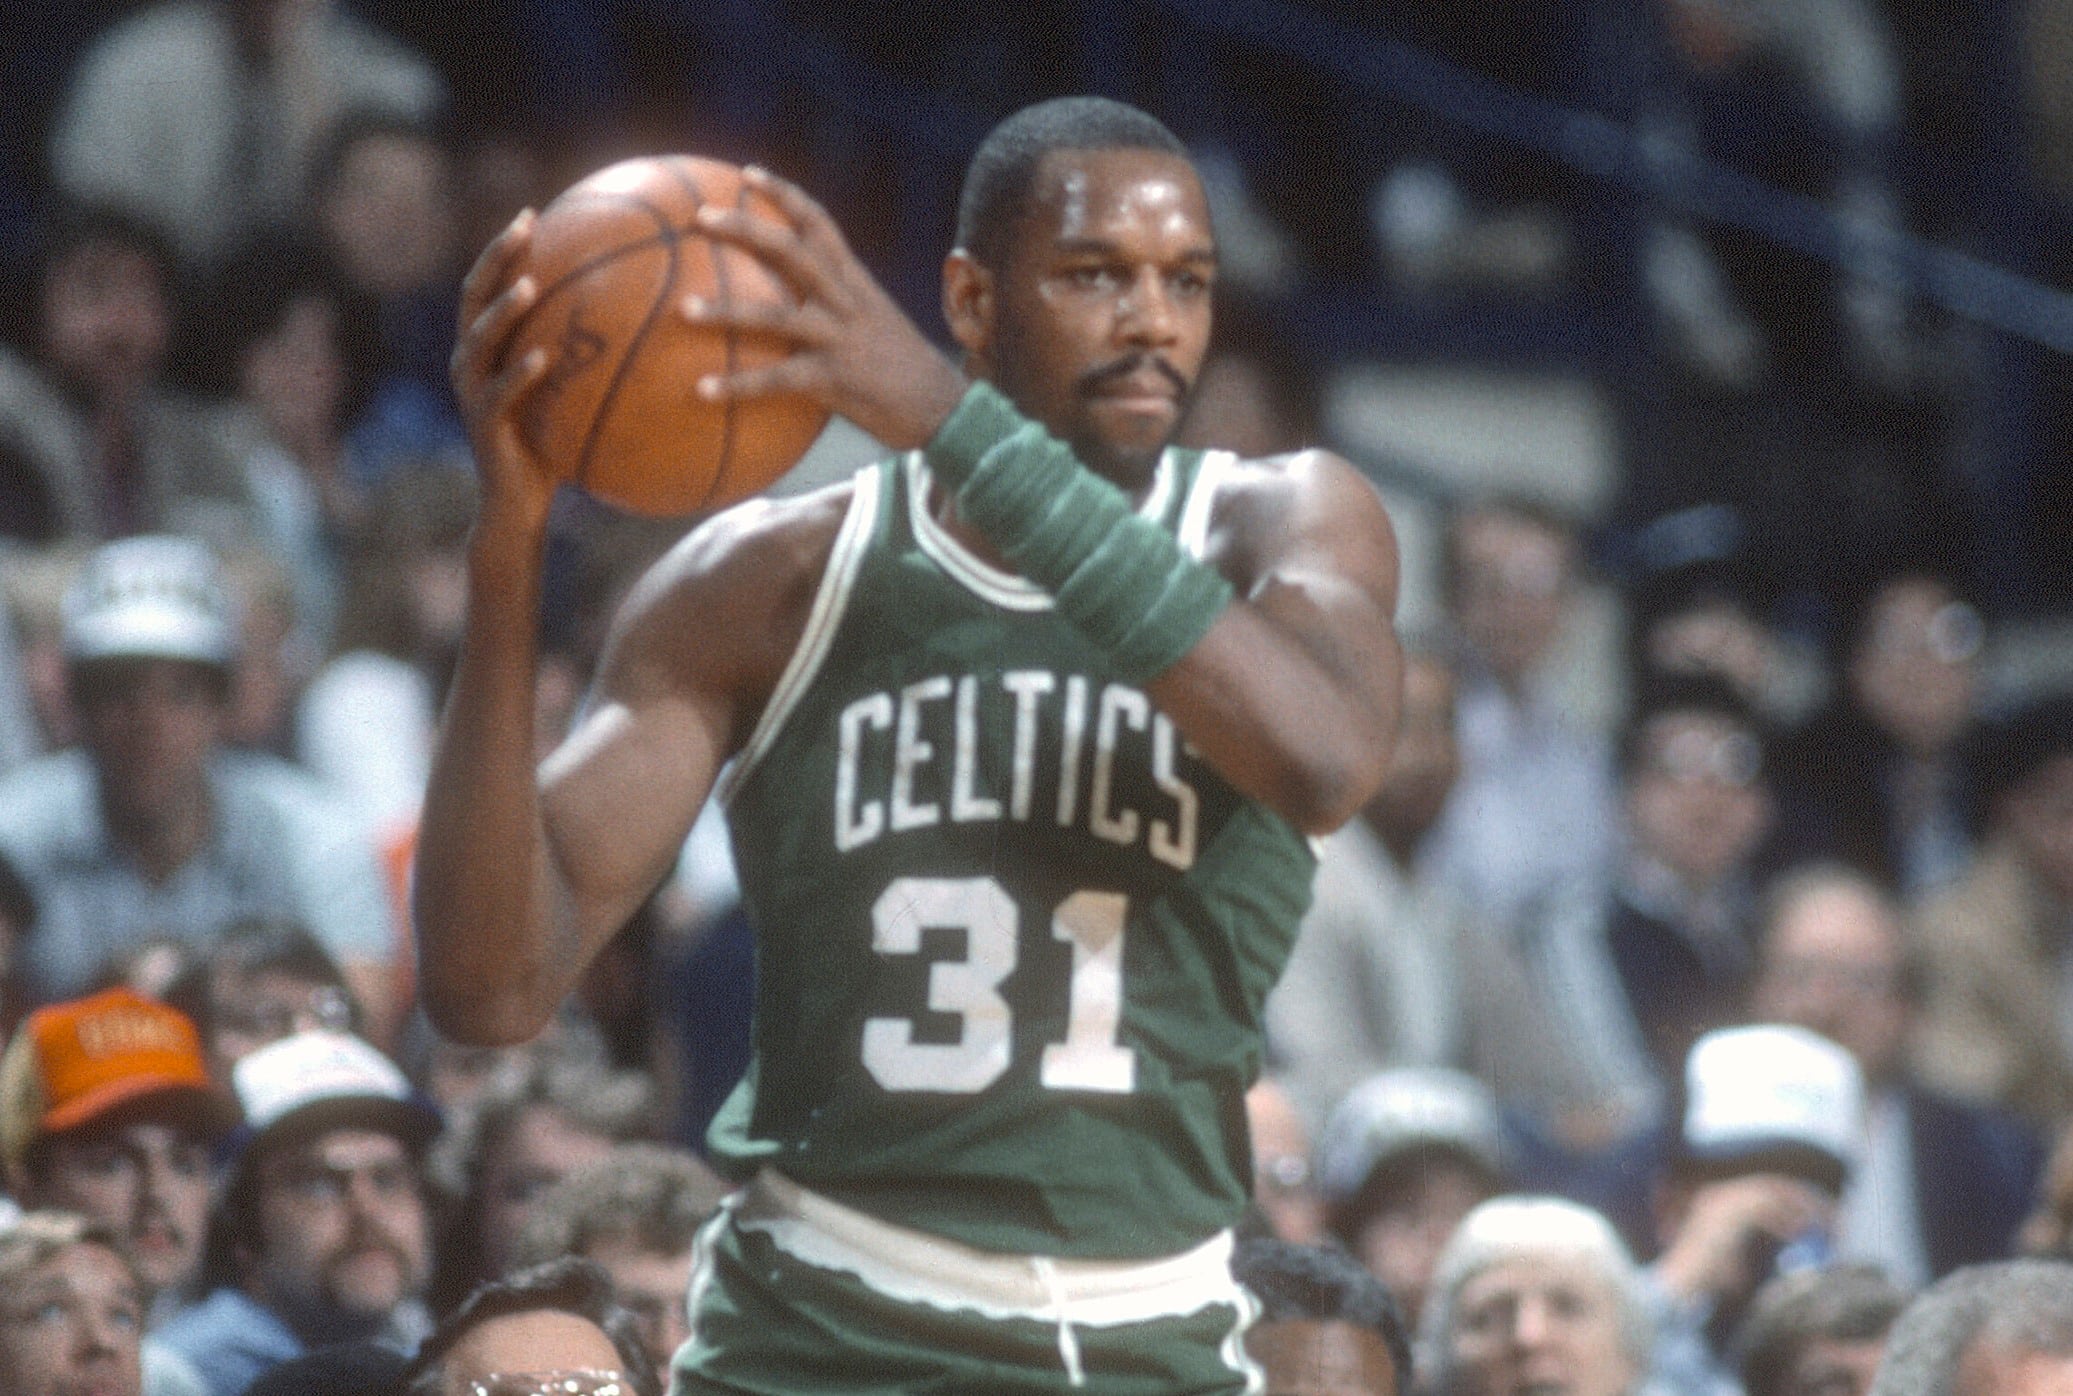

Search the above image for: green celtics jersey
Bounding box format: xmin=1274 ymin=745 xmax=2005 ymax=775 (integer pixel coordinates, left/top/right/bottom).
xmin=712 ymin=446 xmax=1317 ymax=1260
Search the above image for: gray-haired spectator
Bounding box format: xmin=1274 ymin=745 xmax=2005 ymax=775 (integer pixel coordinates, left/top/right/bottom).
xmin=508 ymin=1143 xmax=731 ymax=1374
xmin=1318 ymin=1068 xmax=1512 ymax=1327
xmin=1736 ymin=1264 xmax=1907 ymax=1396
xmin=1867 ymin=1258 xmax=2073 ymax=1396
xmin=1421 ymin=1196 xmax=1663 ymax=1396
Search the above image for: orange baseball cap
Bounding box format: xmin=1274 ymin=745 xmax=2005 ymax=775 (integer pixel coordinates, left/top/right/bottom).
xmin=0 ymin=987 xmax=240 ymax=1180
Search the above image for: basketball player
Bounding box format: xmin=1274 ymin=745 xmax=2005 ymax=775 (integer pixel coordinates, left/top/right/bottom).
xmin=418 ymin=98 xmax=1403 ymax=1394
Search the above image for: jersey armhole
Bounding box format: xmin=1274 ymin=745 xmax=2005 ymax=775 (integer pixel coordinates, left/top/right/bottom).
xmin=1176 ymin=450 xmax=1236 ymax=560
xmin=716 ymin=466 xmax=884 ymax=805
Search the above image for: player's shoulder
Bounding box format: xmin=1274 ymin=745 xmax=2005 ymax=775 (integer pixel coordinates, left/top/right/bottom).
xmin=1209 ymin=445 xmax=1390 ymax=536
xmin=634 ymin=475 xmax=859 ymax=606
xmin=603 ymin=475 xmax=863 ymax=691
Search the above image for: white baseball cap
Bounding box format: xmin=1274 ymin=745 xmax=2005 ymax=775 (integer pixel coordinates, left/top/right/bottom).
xmin=230 ymin=1029 xmax=439 ymax=1162
xmin=1317 ymin=1067 xmax=1510 ymax=1201
xmin=1681 ymin=1023 xmax=1863 ymax=1188
xmin=60 ymin=535 xmax=238 ymax=668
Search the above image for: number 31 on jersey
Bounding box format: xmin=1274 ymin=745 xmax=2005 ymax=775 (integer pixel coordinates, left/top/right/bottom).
xmin=861 ymin=875 xmax=1136 ymax=1095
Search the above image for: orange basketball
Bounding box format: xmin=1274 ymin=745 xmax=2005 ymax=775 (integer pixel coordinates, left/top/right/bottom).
xmin=509 ymin=155 xmax=831 ymax=516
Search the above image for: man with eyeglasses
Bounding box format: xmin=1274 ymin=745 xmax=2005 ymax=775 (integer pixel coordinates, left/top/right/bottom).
xmin=1783 ymin=569 xmax=1988 ymax=898
xmin=1527 ymin=673 xmax=1782 ymax=1148
xmin=156 ymin=1029 xmax=439 ymax=1396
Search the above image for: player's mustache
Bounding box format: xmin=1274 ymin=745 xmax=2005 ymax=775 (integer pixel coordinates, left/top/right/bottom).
xmin=1078 ymin=354 xmax=1189 ymax=399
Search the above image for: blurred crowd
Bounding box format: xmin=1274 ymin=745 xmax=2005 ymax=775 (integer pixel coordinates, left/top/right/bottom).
xmin=1 ymin=1 xmax=2071 ymax=1395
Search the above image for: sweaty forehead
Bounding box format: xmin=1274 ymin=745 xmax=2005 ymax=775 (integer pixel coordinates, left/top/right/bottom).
xmin=1023 ymin=148 xmax=1212 ymax=248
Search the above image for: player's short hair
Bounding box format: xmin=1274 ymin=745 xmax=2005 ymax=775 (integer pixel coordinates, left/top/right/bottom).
xmin=510 ymin=1142 xmax=731 ymax=1271
xmin=1233 ymin=1237 xmax=1413 ymax=1391
xmin=1737 ymin=1264 xmax=1908 ymax=1396
xmin=955 ymin=96 xmax=1189 ymax=269
xmin=1868 ymin=1259 xmax=2073 ymax=1396
xmin=398 ymin=1256 xmax=659 ymax=1396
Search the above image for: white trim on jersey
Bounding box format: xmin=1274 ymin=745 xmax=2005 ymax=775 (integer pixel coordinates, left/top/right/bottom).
xmin=904 ymin=447 xmax=1180 ymax=611
xmin=1177 ymin=449 xmax=1237 ymax=561
xmin=734 ymin=1170 xmax=1248 ymax=1327
xmin=718 ymin=467 xmax=883 ymax=805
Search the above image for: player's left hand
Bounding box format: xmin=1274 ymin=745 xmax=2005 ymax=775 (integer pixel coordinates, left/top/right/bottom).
xmin=681 ymin=166 xmax=970 ymax=450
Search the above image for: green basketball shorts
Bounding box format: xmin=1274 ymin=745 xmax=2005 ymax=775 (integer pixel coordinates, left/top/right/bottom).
xmin=668 ymin=1172 xmax=1263 ymax=1395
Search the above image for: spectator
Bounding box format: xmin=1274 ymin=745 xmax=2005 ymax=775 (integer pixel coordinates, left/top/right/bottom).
xmin=1735 ymin=1264 xmax=1907 ymax=1396
xmin=396 ymin=1256 xmax=658 ymax=1396
xmin=1911 ymin=690 xmax=2073 ymax=1126
xmin=296 ymin=468 xmax=476 ymax=842
xmin=1784 ymin=571 xmax=1987 ymax=896
xmin=1420 ymin=1196 xmax=1660 ymax=1396
xmin=161 ymin=917 xmax=363 ymax=1080
xmin=0 ymin=1211 xmax=145 ymax=1396
xmin=1247 ymin=1077 xmax=1328 ymax=1246
xmin=193 ymin=229 xmax=381 ymax=664
xmin=1316 ymin=1069 xmax=1511 ymax=1327
xmin=1622 ymin=507 xmax=1826 ymax=731
xmin=1269 ymin=644 xmax=1605 ymax=1131
xmin=1867 ymin=1258 xmax=2073 ymax=1396
xmin=0 ymin=536 xmax=400 ymax=1027
xmin=48 ymin=0 xmax=443 ymax=265
xmin=157 ymin=1029 xmax=439 ymax=1396
xmin=1420 ymin=495 xmax=1620 ymax=935
xmin=508 ymin=1144 xmax=732 ymax=1378
xmin=1233 ymin=1236 xmax=1413 ymax=1396
xmin=1648 ymin=1025 xmax=1863 ymax=1395
xmin=307 ymin=111 xmax=469 ymax=482
xmin=1535 ymin=674 xmax=1782 ymax=1114
xmin=1748 ymin=864 xmax=2044 ymax=1285
xmin=428 ymin=1050 xmax=653 ymax=1313
xmin=0 ymin=988 xmax=239 ymax=1322
xmin=0 ymin=203 xmax=259 ymax=548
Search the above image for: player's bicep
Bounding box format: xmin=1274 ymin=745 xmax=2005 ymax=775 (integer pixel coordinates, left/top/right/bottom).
xmin=538 ymin=681 xmax=728 ymax=942
xmin=1239 ymin=453 xmax=1401 ymax=690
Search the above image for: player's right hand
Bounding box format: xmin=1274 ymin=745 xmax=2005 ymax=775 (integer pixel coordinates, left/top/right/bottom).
xmin=452 ymin=209 xmax=559 ymax=536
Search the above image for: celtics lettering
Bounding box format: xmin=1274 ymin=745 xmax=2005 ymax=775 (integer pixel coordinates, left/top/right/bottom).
xmin=834 ymin=669 xmax=1199 ymax=868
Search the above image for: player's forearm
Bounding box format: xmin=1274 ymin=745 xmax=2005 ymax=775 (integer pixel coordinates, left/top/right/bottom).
xmin=412 ymin=521 xmax=567 ymax=1044
xmin=927 ymin=384 xmax=1400 ymax=831
xmin=1148 ymin=597 xmax=1401 ymax=833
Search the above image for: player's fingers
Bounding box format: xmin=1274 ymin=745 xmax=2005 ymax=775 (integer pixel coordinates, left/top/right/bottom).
xmin=481 ymin=346 xmax=549 ymax=441
xmin=740 ymin=165 xmax=852 ymax=256
xmin=696 ymin=207 xmax=842 ymax=305
xmin=453 ymin=276 xmax=540 ymax=388
xmin=459 ymin=209 xmax=536 ymax=323
xmin=693 ymin=355 xmax=826 ymax=404
xmin=679 ymin=293 xmax=833 ymax=346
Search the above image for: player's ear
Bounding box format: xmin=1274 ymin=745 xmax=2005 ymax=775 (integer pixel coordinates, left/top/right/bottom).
xmin=942 ymin=249 xmax=994 ymax=361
